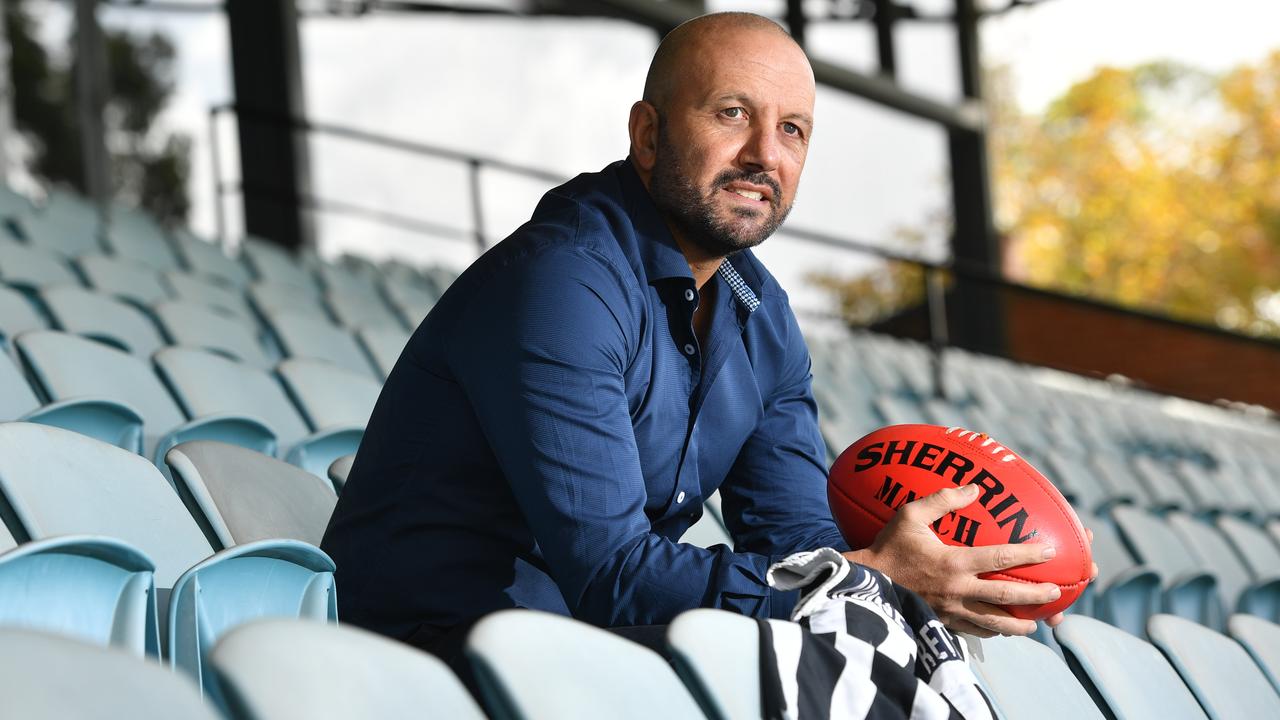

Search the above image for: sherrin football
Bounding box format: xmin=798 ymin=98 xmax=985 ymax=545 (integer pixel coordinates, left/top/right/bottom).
xmin=827 ymin=424 xmax=1091 ymax=620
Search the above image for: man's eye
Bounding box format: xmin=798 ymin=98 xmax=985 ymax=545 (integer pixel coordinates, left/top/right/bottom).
xmin=782 ymin=122 xmax=801 ymax=136
xmin=721 ymin=107 xmax=745 ymax=119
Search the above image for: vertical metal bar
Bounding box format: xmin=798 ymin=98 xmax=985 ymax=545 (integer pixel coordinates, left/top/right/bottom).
xmin=74 ymin=0 xmax=111 ymax=214
xmin=784 ymin=0 xmax=806 ymax=47
xmin=468 ymin=160 xmax=485 ymax=254
xmin=926 ymin=267 xmax=950 ymax=399
xmin=208 ymin=107 xmax=226 ymax=246
xmin=872 ymin=0 xmax=897 ymax=78
xmin=0 ymin=5 xmax=13 ymax=181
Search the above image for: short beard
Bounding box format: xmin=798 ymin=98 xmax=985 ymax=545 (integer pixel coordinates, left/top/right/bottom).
xmin=647 ymin=120 xmax=792 ymax=259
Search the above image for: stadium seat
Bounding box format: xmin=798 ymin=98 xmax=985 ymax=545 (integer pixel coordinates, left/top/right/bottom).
xmin=39 ymin=284 xmax=165 ymax=357
xmin=277 ymin=358 xmax=381 ymax=433
xmin=0 ymin=237 xmax=80 ymax=290
xmin=103 ymin=205 xmax=180 ymax=271
xmin=1168 ymin=511 xmax=1280 ymax=621
xmin=76 ymin=254 xmax=170 ymax=308
xmin=1111 ymin=505 xmax=1221 ymax=628
xmin=242 ymin=238 xmax=319 ymax=291
xmin=41 ymin=188 xmax=101 ymax=240
xmin=1217 ymin=514 xmax=1280 ymax=585
xmin=211 ymin=619 xmax=487 ymax=720
xmin=317 ymin=263 xmax=382 ymax=299
xmin=1042 ymin=451 xmax=1110 ymax=513
xmin=248 ymin=279 xmax=328 ymax=319
xmin=17 ymin=331 xmax=273 ymax=466
xmin=9 ymin=211 xmax=102 ymax=258
xmin=1054 ymin=615 xmax=1207 ymax=720
xmin=355 ymin=325 xmax=410 ymax=379
xmin=0 ymin=183 xmax=35 ymax=218
xmin=327 ymin=453 xmax=355 ymax=489
xmin=0 ymin=628 xmax=219 ymax=720
xmin=325 ymin=289 xmax=405 ymax=330
xmin=1227 ymin=614 xmax=1280 ymax=694
xmin=162 ymin=269 xmax=254 ymax=320
xmin=1173 ymin=458 xmax=1257 ymax=517
xmin=380 ymin=276 xmax=436 ymax=324
xmin=1090 ymin=455 xmax=1154 ymax=508
xmin=1074 ymin=507 xmax=1160 ymax=636
xmin=155 ymin=347 xmax=361 ymax=475
xmin=665 ymin=608 xmax=762 ymax=720
xmin=0 ymin=282 xmax=46 ymax=346
xmin=1126 ymin=455 xmax=1193 ymax=512
xmin=153 ymin=300 xmax=273 ymax=368
xmin=0 ymin=535 xmax=159 ymax=656
xmin=968 ymin=634 xmax=1105 ymax=720
xmin=263 ymin=311 xmax=379 ymax=377
xmin=1147 ymin=613 xmax=1280 ymax=718
xmin=164 ymin=440 xmax=337 ymax=548
xmin=171 ymin=230 xmax=252 ymax=287
xmin=466 ymin=609 xmax=707 ymax=720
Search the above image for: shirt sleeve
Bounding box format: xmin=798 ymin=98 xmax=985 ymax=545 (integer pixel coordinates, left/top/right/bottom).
xmin=446 ymin=243 xmax=790 ymax=627
xmin=717 ymin=298 xmax=851 ymax=564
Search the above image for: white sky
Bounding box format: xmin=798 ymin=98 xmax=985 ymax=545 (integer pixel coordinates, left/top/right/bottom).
xmin=29 ymin=0 xmax=1280 ymax=317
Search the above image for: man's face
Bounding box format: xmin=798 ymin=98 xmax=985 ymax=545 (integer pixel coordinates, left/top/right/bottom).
xmin=647 ymin=28 xmax=815 ymax=258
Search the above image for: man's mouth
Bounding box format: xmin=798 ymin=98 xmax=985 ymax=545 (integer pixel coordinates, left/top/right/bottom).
xmin=730 ymin=188 xmax=763 ymax=201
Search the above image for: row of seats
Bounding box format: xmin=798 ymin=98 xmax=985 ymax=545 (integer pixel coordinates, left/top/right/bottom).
xmin=6 ymin=603 xmax=1280 ymax=719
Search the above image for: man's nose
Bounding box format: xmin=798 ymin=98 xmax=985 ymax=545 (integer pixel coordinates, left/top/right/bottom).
xmin=738 ymin=122 xmax=780 ymax=173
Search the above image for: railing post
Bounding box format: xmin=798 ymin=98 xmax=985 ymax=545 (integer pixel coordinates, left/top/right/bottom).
xmin=468 ymin=159 xmax=486 ymax=254
xmin=926 ymin=266 xmax=950 ymax=400
xmin=208 ymin=106 xmax=226 ymax=247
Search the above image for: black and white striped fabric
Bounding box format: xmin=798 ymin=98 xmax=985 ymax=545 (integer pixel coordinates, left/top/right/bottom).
xmin=759 ymin=548 xmax=995 ymax=720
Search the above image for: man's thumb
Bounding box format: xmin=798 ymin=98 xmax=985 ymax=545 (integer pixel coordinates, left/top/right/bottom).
xmin=903 ymin=484 xmax=980 ymax=525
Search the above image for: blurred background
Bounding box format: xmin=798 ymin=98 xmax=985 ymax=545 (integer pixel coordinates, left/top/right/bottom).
xmin=2 ymin=0 xmax=1279 ymax=411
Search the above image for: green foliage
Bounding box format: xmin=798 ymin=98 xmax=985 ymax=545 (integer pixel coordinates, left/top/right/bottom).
xmin=4 ymin=0 xmax=190 ymax=223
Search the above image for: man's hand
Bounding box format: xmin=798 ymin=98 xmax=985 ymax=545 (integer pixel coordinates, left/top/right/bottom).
xmin=842 ymin=484 xmax=1085 ymax=638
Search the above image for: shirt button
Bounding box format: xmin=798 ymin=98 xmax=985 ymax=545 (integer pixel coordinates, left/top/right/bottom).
xmin=683 ymin=343 xmax=696 ymax=356
xmin=676 ymin=491 xmax=686 ymax=504
xmin=684 ymin=289 xmax=696 ymax=302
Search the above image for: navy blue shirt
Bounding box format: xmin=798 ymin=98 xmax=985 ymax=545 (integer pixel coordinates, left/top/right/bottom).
xmin=322 ymin=159 xmax=847 ymax=643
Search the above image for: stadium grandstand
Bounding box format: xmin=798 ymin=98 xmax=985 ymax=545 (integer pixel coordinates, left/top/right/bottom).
xmin=1 ymin=0 xmax=1280 ymax=717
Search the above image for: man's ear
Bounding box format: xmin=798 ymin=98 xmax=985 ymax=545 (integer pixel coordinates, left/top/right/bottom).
xmin=628 ymin=101 xmax=660 ymax=173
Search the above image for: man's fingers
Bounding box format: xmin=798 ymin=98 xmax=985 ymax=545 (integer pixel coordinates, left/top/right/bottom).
xmin=901 ymin=484 xmax=980 ymax=526
xmin=966 ymin=541 xmax=1056 ymax=574
xmin=1085 ymin=527 xmax=1094 ymax=544
xmin=960 ymin=600 xmax=1038 ymax=637
xmin=1044 ymin=612 xmax=1066 ymax=627
xmin=947 ymin=618 xmax=997 ymax=638
xmin=966 ymin=578 xmax=1061 ymax=608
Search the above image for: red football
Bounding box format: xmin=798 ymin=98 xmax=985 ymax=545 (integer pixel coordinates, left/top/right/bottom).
xmin=827 ymin=423 xmax=1091 ymax=620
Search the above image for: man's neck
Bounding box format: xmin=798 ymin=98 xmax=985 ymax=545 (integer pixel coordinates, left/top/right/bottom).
xmin=670 ymin=232 xmax=724 ymax=289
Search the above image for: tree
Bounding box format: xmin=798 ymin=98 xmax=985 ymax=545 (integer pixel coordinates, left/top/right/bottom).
xmin=5 ymin=0 xmax=190 ymax=223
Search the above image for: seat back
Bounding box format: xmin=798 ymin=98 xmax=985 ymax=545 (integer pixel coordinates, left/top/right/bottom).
xmin=325 ymin=289 xmax=404 ymax=330
xmin=0 ymin=535 xmax=159 ymax=656
xmin=466 ymin=609 xmax=707 ymax=720
xmin=164 ymin=440 xmax=336 ymax=548
xmin=1227 ymin=614 xmax=1280 ymax=695
xmin=1167 ymin=512 xmax=1254 ymax=614
xmin=104 ymin=206 xmax=179 ymax=271
xmin=40 ymin=285 xmax=165 ymax=357
xmin=1217 ymin=515 xmax=1280 ymax=578
xmin=0 ymin=422 xmax=213 ymax=587
xmin=248 ymin=279 xmax=326 ymax=319
xmin=242 ymin=239 xmax=318 ymax=291
xmin=355 ymin=326 xmax=410 ymax=380
xmin=17 ymin=330 xmax=186 ymax=456
xmin=0 ymin=237 xmax=79 ymax=289
xmin=0 ymin=283 xmax=46 ymax=346
xmin=277 ymin=358 xmax=381 ymax=430
xmin=666 ymin=609 xmax=762 ymax=720
xmin=1148 ymin=613 xmax=1280 ymax=718
xmin=163 ymin=270 xmax=253 ymax=320
xmin=969 ymin=634 xmax=1104 ymax=720
xmin=1054 ymin=615 xmax=1207 ymax=719
xmin=267 ymin=312 xmax=377 ymax=377
xmin=77 ymin=254 xmax=169 ymax=307
xmin=153 ymin=301 xmax=271 ymax=369
xmin=0 ymin=350 xmax=42 ymax=419
xmin=171 ymin=230 xmax=251 ymax=287
xmin=211 ymin=619 xmax=487 ymax=720
xmin=1111 ymin=506 xmax=1201 ymax=582
xmin=0 ymin=628 xmax=219 ymax=720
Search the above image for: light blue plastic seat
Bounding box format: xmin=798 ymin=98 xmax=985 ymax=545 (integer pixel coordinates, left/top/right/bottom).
xmin=1112 ymin=505 xmax=1221 ymax=629
xmin=325 ymin=289 xmax=405 ymax=330
xmin=155 ymin=348 xmax=362 ymax=477
xmin=1227 ymin=614 xmax=1280 ymax=695
xmin=422 ymin=264 xmax=461 ymax=297
xmin=1218 ymin=515 xmax=1280 ymax=590
xmin=248 ymin=279 xmax=327 ymax=319
xmin=265 ymin=311 xmax=379 ymax=377
xmin=1129 ymin=455 xmax=1195 ymax=513
xmin=316 ymin=263 xmax=382 ymax=299
xmin=103 ymin=204 xmax=180 ymax=271
xmin=1042 ymin=451 xmax=1111 ymax=513
xmin=1173 ymin=458 xmax=1257 ymax=517
xmin=39 ymin=284 xmax=165 ymax=357
xmin=10 ymin=210 xmax=102 ymax=258
xmin=0 ymin=423 xmax=338 ymax=701
xmin=380 ymin=275 xmax=437 ymax=327
xmin=171 ymin=230 xmax=252 ymax=287
xmin=0 ymin=237 xmax=80 ymax=290
xmin=164 ymin=440 xmax=337 ymax=548
xmin=17 ymin=331 xmax=273 ymax=466
xmin=162 ymin=269 xmax=254 ymax=321
xmin=153 ymin=300 xmax=272 ymax=369
xmin=355 ymin=325 xmax=410 ymax=380
xmin=1091 ymin=454 xmax=1154 ymax=508
xmin=0 ymin=628 xmax=220 ymax=720
xmin=277 ymin=357 xmax=381 ymax=432
xmin=0 ymin=283 xmax=46 ymax=346
xmin=1148 ymin=613 xmax=1280 ymax=719
xmin=242 ymin=238 xmax=319 ymax=291
xmin=1075 ymin=508 xmax=1160 ymax=636
xmin=1168 ymin=511 xmax=1280 ymax=621
xmin=666 ymin=608 xmax=762 ymax=720
xmin=872 ymin=393 xmax=929 ymax=425
xmin=466 ymin=609 xmax=707 ymax=720
xmin=212 ymin=619 xmax=487 ymax=720
xmin=1054 ymin=615 xmax=1207 ymax=720
xmin=76 ymin=253 xmax=170 ymax=308
xmin=0 ymin=183 xmax=35 ymax=218
xmin=969 ymin=634 xmax=1105 ymax=720
xmin=327 ymin=453 xmax=355 ymax=489
xmin=0 ymin=535 xmax=159 ymax=656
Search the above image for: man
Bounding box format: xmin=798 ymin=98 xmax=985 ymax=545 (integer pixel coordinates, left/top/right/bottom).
xmin=322 ymin=12 xmax=1066 ymax=665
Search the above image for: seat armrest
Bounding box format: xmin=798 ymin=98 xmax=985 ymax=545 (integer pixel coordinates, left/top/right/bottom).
xmin=23 ymin=397 xmax=145 ymax=453
xmin=285 ymin=426 xmax=364 ymax=489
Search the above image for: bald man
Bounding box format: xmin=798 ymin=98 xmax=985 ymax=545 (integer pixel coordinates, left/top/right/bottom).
xmin=322 ymin=12 xmax=1065 ymax=669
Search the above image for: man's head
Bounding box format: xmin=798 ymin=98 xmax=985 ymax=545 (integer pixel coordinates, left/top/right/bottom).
xmin=629 ymin=12 xmax=815 ymax=260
